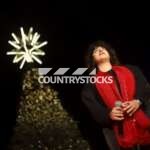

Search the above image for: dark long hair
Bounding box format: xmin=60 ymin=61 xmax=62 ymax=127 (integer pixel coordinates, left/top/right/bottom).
xmin=85 ymin=40 xmax=120 ymax=71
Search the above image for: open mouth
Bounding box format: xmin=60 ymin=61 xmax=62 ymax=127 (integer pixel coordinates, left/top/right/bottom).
xmin=99 ymin=52 xmax=105 ymax=55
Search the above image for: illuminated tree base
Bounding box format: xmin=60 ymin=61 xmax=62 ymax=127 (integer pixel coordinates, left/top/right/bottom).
xmin=8 ymin=68 xmax=90 ymax=150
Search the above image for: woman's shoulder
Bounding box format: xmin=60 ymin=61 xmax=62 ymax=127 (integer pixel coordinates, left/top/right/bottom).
xmin=125 ymin=64 xmax=139 ymax=69
xmin=123 ymin=64 xmax=147 ymax=81
xmin=81 ymin=82 xmax=94 ymax=93
xmin=119 ymin=64 xmax=142 ymax=74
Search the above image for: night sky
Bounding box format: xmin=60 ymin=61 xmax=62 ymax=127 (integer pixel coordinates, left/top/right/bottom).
xmin=0 ymin=3 xmax=150 ymax=149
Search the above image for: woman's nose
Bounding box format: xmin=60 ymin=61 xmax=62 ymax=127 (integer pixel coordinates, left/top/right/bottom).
xmin=99 ymin=49 xmax=103 ymax=52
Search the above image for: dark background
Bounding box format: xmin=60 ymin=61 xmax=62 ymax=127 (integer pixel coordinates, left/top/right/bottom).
xmin=0 ymin=2 xmax=150 ymax=149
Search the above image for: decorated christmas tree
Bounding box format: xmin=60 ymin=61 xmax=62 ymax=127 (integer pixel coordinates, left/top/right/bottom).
xmin=9 ymin=68 xmax=90 ymax=150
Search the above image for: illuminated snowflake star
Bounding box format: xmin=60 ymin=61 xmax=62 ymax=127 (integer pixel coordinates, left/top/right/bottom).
xmin=6 ymin=27 xmax=48 ymax=69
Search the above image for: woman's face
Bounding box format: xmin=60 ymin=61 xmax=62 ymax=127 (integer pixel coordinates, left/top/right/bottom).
xmin=92 ymin=46 xmax=110 ymax=64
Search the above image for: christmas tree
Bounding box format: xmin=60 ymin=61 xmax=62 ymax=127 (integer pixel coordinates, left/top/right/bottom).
xmin=9 ymin=68 xmax=90 ymax=150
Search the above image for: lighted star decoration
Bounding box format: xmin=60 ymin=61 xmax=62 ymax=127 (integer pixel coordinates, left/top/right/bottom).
xmin=6 ymin=27 xmax=48 ymax=69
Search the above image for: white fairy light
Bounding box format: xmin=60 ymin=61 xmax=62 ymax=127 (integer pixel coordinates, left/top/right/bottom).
xmin=6 ymin=27 xmax=48 ymax=69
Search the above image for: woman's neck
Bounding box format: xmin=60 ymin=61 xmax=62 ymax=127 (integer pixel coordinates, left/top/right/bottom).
xmin=97 ymin=62 xmax=112 ymax=72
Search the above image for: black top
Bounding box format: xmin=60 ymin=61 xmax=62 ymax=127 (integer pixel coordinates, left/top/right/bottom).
xmin=81 ymin=65 xmax=150 ymax=137
xmin=81 ymin=65 xmax=150 ymax=149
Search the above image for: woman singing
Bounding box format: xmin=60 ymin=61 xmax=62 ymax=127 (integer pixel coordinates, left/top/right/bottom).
xmin=81 ymin=40 xmax=150 ymax=150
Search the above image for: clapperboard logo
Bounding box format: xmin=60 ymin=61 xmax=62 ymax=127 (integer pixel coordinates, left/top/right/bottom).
xmin=38 ymin=68 xmax=113 ymax=84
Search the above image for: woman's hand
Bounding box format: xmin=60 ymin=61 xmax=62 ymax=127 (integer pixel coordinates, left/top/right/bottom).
xmin=109 ymin=107 xmax=124 ymax=121
xmin=122 ymin=100 xmax=141 ymax=116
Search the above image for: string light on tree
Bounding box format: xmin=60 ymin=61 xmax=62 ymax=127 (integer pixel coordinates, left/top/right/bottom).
xmin=6 ymin=27 xmax=48 ymax=69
